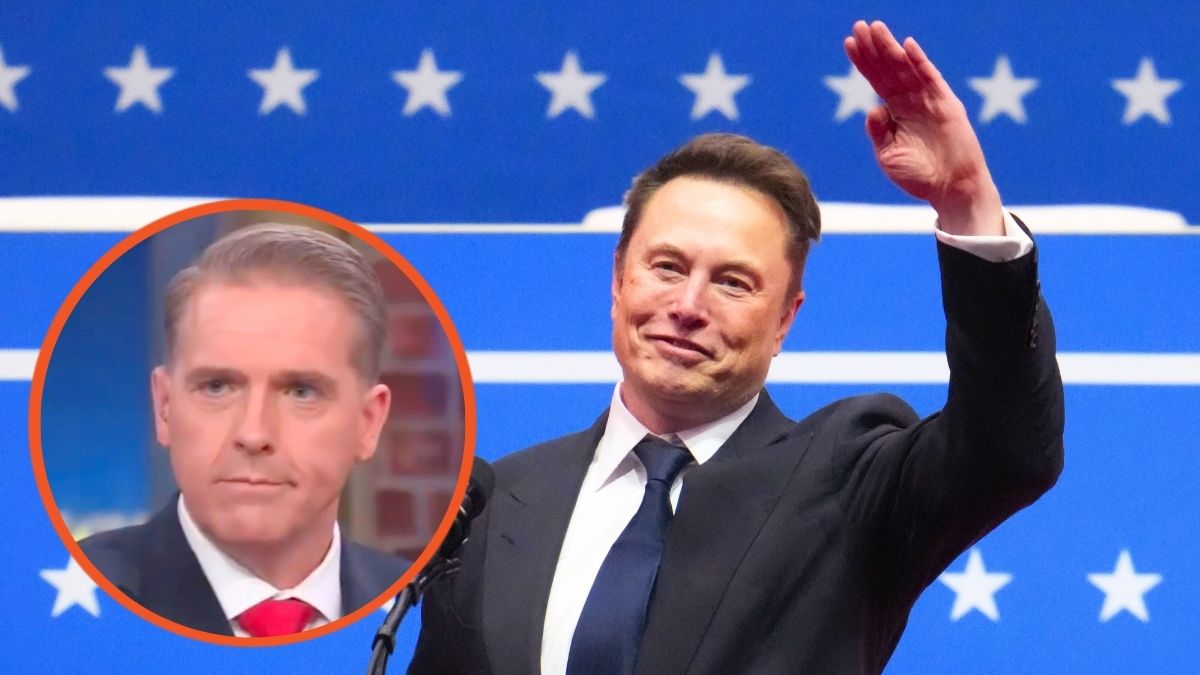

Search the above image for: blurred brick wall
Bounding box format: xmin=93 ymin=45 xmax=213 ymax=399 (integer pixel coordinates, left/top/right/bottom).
xmin=349 ymin=253 xmax=464 ymax=561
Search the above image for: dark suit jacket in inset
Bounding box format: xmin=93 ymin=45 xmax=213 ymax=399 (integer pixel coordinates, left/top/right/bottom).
xmin=410 ymin=237 xmax=1065 ymax=674
xmin=80 ymin=496 xmax=410 ymax=636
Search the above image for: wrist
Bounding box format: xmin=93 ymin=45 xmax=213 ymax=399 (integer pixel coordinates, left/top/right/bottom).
xmin=932 ymin=184 xmax=1004 ymax=236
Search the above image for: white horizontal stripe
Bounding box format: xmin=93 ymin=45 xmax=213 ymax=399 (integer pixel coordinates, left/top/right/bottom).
xmin=770 ymin=352 xmax=949 ymax=383
xmin=580 ymin=203 xmax=1197 ymax=234
xmin=470 ymin=351 xmax=622 ymax=383
xmin=0 ymin=197 xmax=1195 ymax=234
xmin=0 ymin=197 xmax=222 ymax=232
xmin=0 ymin=349 xmax=38 ymax=381
xmin=3 ymin=349 xmax=1198 ymax=385
xmin=467 ymin=351 xmax=1200 ymax=386
xmin=1058 ymin=353 xmax=1200 ymax=385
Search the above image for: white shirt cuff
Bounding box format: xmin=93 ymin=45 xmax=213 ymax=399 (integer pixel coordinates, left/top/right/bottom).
xmin=933 ymin=211 xmax=1034 ymax=262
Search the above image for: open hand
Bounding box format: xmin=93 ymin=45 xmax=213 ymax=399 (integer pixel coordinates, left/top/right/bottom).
xmin=845 ymin=20 xmax=1003 ymax=235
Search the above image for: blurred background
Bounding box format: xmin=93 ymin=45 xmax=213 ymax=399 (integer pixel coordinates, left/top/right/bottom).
xmin=0 ymin=1 xmax=1197 ymax=673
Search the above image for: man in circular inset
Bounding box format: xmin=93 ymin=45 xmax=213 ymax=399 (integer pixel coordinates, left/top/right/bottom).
xmin=82 ymin=224 xmax=407 ymax=638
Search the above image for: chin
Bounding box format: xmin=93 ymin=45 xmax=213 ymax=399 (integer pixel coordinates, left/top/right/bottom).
xmin=644 ymin=374 xmax=721 ymax=407
xmin=205 ymin=512 xmax=291 ymax=546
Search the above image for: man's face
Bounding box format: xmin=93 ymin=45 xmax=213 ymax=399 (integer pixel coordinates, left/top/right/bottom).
xmin=151 ymin=278 xmax=389 ymax=551
xmin=612 ymin=176 xmax=804 ymax=430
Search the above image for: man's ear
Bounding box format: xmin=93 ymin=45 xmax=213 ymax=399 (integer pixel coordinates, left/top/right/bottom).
xmin=773 ymin=290 xmax=805 ymax=356
xmin=150 ymin=366 xmax=171 ymax=448
xmin=356 ymin=383 xmax=392 ymax=462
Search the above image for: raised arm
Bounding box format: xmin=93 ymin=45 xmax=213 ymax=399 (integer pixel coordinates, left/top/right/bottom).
xmin=836 ymin=21 xmax=1064 ymax=602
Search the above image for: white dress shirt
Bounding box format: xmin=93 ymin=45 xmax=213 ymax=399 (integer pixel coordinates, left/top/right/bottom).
xmin=934 ymin=211 xmax=1033 ymax=261
xmin=177 ymin=497 xmax=342 ymax=637
xmin=540 ymin=385 xmax=760 ymax=675
xmin=538 ymin=215 xmax=1033 ymax=673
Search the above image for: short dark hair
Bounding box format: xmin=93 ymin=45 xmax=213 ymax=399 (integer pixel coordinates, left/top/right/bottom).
xmin=164 ymin=224 xmax=387 ymax=382
xmin=618 ymin=133 xmax=821 ymax=293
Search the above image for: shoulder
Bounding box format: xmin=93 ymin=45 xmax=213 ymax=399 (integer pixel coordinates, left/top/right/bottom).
xmin=337 ymin=539 xmax=413 ymax=611
xmin=491 ymin=412 xmax=608 ymax=484
xmin=343 ymin=540 xmax=410 ymax=583
xmin=797 ymin=392 xmax=919 ymax=437
xmin=790 ymin=392 xmax=923 ymax=466
xmin=78 ymin=523 xmax=145 ymax=589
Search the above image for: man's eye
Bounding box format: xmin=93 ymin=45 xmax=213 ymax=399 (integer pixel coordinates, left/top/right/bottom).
xmin=652 ymin=260 xmax=683 ymax=274
xmin=719 ymin=276 xmax=751 ymax=292
xmin=287 ymin=384 xmax=318 ymax=401
xmin=200 ymin=380 xmax=229 ymax=396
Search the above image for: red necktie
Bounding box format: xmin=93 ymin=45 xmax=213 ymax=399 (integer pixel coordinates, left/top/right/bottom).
xmin=235 ymin=598 xmax=318 ymax=637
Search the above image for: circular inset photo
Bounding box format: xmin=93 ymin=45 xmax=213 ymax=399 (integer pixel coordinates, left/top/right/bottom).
xmin=28 ymin=199 xmax=475 ymax=645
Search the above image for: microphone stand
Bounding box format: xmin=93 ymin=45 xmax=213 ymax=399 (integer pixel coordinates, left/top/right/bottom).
xmin=366 ymin=456 xmax=493 ymax=674
xmin=366 ymin=557 xmax=462 ymax=675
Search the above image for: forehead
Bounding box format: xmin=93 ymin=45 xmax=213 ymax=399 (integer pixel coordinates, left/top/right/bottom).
xmin=173 ymin=279 xmax=357 ymax=371
xmin=631 ymin=176 xmax=792 ymax=257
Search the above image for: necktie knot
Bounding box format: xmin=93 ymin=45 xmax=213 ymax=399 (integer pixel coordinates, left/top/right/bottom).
xmin=633 ymin=434 xmax=693 ymax=486
xmin=236 ymin=597 xmax=317 ymax=637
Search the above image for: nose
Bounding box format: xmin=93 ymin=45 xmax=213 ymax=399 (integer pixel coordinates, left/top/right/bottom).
xmin=233 ymin=386 xmax=275 ymax=454
xmin=667 ymin=274 xmax=709 ymax=330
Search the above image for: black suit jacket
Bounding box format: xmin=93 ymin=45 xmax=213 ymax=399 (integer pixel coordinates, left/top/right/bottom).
xmin=79 ymin=495 xmax=410 ymax=636
xmin=410 ymin=238 xmax=1065 ymax=674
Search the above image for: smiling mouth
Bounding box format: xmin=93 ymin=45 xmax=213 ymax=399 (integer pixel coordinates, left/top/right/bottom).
xmin=649 ymin=335 xmax=713 ymax=358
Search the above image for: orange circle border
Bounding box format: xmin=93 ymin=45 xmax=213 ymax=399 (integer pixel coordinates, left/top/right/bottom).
xmin=27 ymin=198 xmax=477 ymax=647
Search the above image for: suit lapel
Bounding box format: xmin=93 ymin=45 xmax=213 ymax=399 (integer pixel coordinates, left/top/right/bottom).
xmin=339 ymin=541 xmax=374 ymax=613
xmin=482 ymin=414 xmax=607 ymax=675
xmin=638 ymin=392 xmax=810 ymax=674
xmin=133 ymin=497 xmax=233 ymax=636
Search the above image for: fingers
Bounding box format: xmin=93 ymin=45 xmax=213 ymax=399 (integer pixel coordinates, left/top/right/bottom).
xmin=845 ymin=20 xmax=925 ymax=99
xmin=903 ymin=36 xmax=945 ymax=88
xmin=871 ymin=21 xmax=917 ymax=95
xmin=846 ymin=20 xmax=891 ymax=98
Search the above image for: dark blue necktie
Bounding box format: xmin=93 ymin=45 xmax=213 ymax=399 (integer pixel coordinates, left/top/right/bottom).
xmin=566 ymin=434 xmax=694 ymax=675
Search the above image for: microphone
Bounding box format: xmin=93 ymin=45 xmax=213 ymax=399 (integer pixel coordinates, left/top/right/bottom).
xmin=367 ymin=457 xmax=494 ymax=675
xmin=437 ymin=457 xmax=495 ymax=560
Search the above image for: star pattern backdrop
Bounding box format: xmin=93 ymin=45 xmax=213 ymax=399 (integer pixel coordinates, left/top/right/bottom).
xmin=0 ymin=2 xmax=1198 ymax=673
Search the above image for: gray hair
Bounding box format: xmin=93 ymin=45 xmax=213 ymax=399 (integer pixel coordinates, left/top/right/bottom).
xmin=163 ymin=223 xmax=386 ymax=381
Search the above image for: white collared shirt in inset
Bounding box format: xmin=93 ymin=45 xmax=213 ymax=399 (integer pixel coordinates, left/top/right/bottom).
xmin=177 ymin=497 xmax=342 ymax=637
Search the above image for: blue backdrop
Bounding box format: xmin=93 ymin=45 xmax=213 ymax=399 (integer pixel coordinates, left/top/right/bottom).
xmin=1 ymin=2 xmax=1197 ymax=672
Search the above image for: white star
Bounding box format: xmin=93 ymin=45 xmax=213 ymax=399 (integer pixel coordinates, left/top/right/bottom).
xmin=392 ymin=49 xmax=463 ymax=117
xmin=40 ymin=557 xmax=101 ymax=618
xmin=0 ymin=45 xmax=31 ymax=113
xmin=968 ymin=55 xmax=1039 ymax=124
xmin=1112 ymin=58 xmax=1182 ymax=125
xmin=823 ymin=65 xmax=880 ymax=122
xmin=103 ymin=45 xmax=174 ymax=114
xmin=248 ymin=48 xmax=319 ymax=116
xmin=1088 ymin=549 xmax=1162 ymax=622
xmin=536 ymin=51 xmax=607 ymax=119
xmin=938 ymin=549 xmax=1012 ymax=621
xmin=679 ymin=53 xmax=750 ymax=121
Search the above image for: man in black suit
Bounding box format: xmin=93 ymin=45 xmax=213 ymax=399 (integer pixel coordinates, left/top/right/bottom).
xmin=411 ymin=20 xmax=1063 ymax=674
xmin=80 ymin=223 xmax=407 ymax=638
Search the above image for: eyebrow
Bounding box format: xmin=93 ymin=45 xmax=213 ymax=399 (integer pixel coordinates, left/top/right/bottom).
xmin=270 ymin=370 xmax=340 ymax=396
xmin=182 ymin=367 xmax=339 ymax=395
xmin=183 ymin=367 xmax=246 ymax=386
xmin=648 ymin=243 xmax=765 ymax=284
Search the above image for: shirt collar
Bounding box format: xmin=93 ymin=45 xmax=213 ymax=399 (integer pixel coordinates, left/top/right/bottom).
xmin=587 ymin=383 xmax=759 ymax=491
xmin=177 ymin=496 xmax=342 ymax=623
